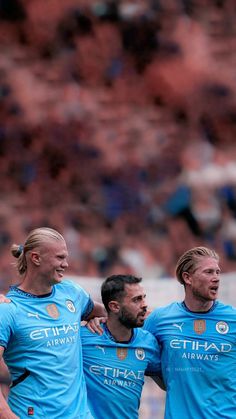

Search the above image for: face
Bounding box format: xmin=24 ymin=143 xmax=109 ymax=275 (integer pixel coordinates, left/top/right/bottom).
xmin=118 ymin=283 xmax=148 ymax=328
xmin=184 ymin=256 xmax=220 ymax=302
xmin=34 ymin=239 xmax=69 ymax=285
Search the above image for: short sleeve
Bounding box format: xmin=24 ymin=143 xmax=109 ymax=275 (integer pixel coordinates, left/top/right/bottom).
xmin=68 ymin=281 xmax=95 ymax=320
xmin=0 ymin=304 xmax=15 ymax=348
xmin=145 ymin=334 xmax=161 ymax=376
xmin=143 ymin=310 xmax=158 ymax=337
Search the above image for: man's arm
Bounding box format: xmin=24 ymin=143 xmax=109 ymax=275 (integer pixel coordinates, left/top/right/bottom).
xmin=0 ymin=358 xmax=11 ymax=385
xmin=150 ymin=375 xmax=166 ymax=391
xmin=83 ymin=302 xmax=107 ymax=334
xmin=0 ymin=347 xmax=19 ymax=419
xmin=85 ymin=301 xmax=107 ymax=320
xmin=0 ymin=296 xmax=10 ymax=304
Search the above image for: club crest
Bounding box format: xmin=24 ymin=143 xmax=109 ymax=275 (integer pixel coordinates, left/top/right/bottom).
xmin=135 ymin=348 xmax=145 ymax=361
xmin=216 ymin=321 xmax=229 ymax=334
xmin=66 ymin=300 xmax=76 ymax=313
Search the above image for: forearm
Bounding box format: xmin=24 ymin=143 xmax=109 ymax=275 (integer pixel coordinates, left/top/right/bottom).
xmin=0 ymin=384 xmax=9 ymax=400
xmin=86 ymin=301 xmax=107 ymax=320
xmin=0 ymin=360 xmax=11 ymax=385
xmin=0 ymin=389 xmax=19 ymax=418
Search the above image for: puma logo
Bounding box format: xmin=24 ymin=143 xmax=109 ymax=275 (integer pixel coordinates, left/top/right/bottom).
xmin=172 ymin=323 xmax=184 ymax=332
xmin=27 ymin=312 xmax=40 ymax=319
xmin=96 ymin=346 xmax=105 ymax=355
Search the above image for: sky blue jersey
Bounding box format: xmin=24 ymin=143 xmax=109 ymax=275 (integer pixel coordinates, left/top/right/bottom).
xmin=81 ymin=323 xmax=161 ymax=419
xmin=0 ymin=280 xmax=94 ymax=419
xmin=144 ymin=301 xmax=236 ymax=419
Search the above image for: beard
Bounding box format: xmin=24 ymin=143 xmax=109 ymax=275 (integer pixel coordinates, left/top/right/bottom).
xmin=118 ymin=307 xmax=146 ymax=328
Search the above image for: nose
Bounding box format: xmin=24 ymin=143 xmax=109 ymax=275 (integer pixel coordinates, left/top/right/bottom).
xmin=141 ymin=297 xmax=148 ymax=310
xmin=213 ymin=270 xmax=220 ymax=280
xmin=62 ymin=259 xmax=69 ymax=269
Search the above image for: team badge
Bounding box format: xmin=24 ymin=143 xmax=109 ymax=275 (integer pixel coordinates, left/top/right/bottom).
xmin=135 ymin=348 xmax=145 ymax=361
xmin=117 ymin=348 xmax=128 ymax=360
xmin=66 ymin=300 xmax=76 ymax=313
xmin=216 ymin=321 xmax=229 ymax=334
xmin=194 ymin=319 xmax=206 ymax=334
xmin=46 ymin=303 xmax=60 ymax=319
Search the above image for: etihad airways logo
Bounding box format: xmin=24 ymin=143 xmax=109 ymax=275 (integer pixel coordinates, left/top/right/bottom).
xmin=29 ymin=322 xmax=79 ymax=340
xmin=170 ymin=339 xmax=232 ymax=353
xmin=89 ymin=365 xmax=144 ymax=380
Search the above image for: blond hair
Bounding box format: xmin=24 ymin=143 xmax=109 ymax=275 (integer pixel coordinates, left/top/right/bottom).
xmin=11 ymin=227 xmax=65 ymax=275
xmin=175 ymin=246 xmax=219 ymax=285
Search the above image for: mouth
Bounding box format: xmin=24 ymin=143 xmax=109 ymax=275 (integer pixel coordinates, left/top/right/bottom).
xmin=209 ymin=286 xmax=219 ymax=295
xmin=138 ymin=311 xmax=147 ymax=319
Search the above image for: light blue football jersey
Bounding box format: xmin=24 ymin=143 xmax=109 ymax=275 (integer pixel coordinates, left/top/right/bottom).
xmin=0 ymin=280 xmax=94 ymax=419
xmin=144 ymin=301 xmax=236 ymax=419
xmin=81 ymin=324 xmax=161 ymax=419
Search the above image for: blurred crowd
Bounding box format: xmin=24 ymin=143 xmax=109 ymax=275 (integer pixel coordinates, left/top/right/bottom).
xmin=1 ymin=0 xmax=236 ymax=291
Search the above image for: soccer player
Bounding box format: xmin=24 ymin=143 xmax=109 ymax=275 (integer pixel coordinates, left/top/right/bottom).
xmin=0 ymin=227 xmax=106 ymax=419
xmin=144 ymin=246 xmax=236 ymax=418
xmin=81 ymin=274 xmax=162 ymax=419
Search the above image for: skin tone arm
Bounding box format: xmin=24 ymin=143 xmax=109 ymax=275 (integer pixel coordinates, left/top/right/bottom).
xmin=0 ymin=296 xmax=10 ymax=303
xmin=150 ymin=375 xmax=166 ymax=391
xmin=0 ymin=359 xmax=11 ymax=385
xmin=0 ymin=347 xmax=19 ymax=419
xmin=85 ymin=301 xmax=107 ymax=321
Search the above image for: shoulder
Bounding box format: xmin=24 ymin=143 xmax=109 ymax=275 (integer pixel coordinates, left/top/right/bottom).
xmin=56 ymin=280 xmax=88 ymax=297
xmin=80 ymin=325 xmax=95 ymax=337
xmin=58 ymin=279 xmax=83 ymax=290
xmin=0 ymin=300 xmax=17 ymax=319
xmin=214 ymin=300 xmax=236 ymax=316
xmin=135 ymin=328 xmax=159 ymax=346
xmin=80 ymin=325 xmax=103 ymax=345
xmin=147 ymin=302 xmax=179 ymax=320
xmin=136 ymin=327 xmax=156 ymax=339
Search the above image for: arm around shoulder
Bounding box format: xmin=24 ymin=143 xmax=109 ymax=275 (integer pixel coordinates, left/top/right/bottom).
xmin=85 ymin=301 xmax=107 ymax=320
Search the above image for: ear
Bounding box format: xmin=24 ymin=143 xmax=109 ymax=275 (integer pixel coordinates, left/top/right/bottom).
xmin=108 ymin=300 xmax=120 ymax=314
xmin=182 ymin=271 xmax=191 ymax=286
xmin=31 ymin=251 xmax=41 ymax=266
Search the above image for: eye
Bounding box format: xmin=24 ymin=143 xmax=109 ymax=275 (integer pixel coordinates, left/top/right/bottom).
xmin=133 ymin=296 xmax=143 ymax=303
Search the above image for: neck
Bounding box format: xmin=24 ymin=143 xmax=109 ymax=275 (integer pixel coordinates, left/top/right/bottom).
xmin=184 ymin=297 xmax=214 ymax=312
xmin=106 ymin=318 xmax=132 ymax=342
xmin=19 ymin=276 xmax=53 ymax=296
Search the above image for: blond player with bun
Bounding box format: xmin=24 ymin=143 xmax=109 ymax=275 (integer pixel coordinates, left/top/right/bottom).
xmin=0 ymin=227 xmax=106 ymax=419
